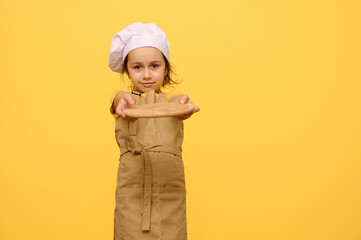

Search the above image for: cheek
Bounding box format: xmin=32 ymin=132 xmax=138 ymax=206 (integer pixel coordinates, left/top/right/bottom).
xmin=128 ymin=71 xmax=139 ymax=80
xmin=157 ymin=68 xmax=167 ymax=79
xmin=156 ymin=73 xmax=166 ymax=82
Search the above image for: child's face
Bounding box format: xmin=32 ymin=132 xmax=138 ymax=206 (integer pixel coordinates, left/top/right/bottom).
xmin=126 ymin=47 xmax=167 ymax=93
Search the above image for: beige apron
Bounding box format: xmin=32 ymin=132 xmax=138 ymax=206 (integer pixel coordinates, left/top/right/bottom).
xmin=114 ymin=90 xmax=187 ymax=240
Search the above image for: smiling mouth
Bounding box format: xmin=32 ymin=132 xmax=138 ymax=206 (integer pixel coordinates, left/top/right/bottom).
xmin=142 ymin=82 xmax=154 ymax=87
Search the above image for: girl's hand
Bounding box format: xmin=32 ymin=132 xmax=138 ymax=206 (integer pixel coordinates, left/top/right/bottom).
xmin=115 ymin=93 xmax=138 ymax=122
xmin=177 ymin=95 xmax=200 ymax=120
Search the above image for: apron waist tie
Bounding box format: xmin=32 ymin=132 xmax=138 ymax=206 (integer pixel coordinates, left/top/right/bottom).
xmin=123 ymin=137 xmax=182 ymax=231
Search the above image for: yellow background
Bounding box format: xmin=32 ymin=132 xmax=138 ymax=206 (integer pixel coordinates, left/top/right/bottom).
xmin=1 ymin=0 xmax=361 ymax=239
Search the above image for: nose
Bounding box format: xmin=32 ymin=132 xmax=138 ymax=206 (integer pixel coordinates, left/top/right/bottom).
xmin=143 ymin=68 xmax=151 ymax=80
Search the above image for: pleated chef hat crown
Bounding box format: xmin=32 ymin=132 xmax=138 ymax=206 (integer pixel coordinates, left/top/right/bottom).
xmin=108 ymin=23 xmax=170 ymax=73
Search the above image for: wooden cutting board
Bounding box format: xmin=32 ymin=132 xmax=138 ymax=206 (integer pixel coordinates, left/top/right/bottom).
xmin=124 ymin=102 xmax=194 ymax=118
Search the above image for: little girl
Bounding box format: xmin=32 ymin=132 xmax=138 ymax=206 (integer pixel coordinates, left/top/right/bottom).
xmin=108 ymin=23 xmax=199 ymax=240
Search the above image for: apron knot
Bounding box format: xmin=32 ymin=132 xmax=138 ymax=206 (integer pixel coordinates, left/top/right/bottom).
xmin=125 ymin=137 xmax=146 ymax=154
xmin=132 ymin=147 xmax=143 ymax=154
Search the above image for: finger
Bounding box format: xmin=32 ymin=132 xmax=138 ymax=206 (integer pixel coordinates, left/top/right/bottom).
xmin=116 ymin=94 xmax=136 ymax=119
xmin=179 ymin=95 xmax=189 ymax=104
xmin=184 ymin=99 xmax=199 ymax=113
xmin=116 ymin=98 xmax=127 ymax=118
xmin=123 ymin=94 xmax=135 ymax=105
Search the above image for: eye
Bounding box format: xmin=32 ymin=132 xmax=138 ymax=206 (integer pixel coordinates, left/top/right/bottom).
xmin=151 ymin=64 xmax=159 ymax=69
xmin=134 ymin=65 xmax=141 ymax=70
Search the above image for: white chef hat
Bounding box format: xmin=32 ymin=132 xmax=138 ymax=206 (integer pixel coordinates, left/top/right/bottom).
xmin=108 ymin=22 xmax=170 ymax=73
